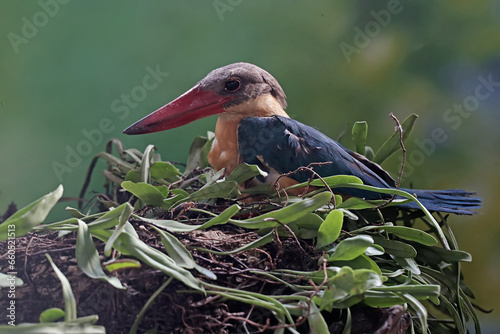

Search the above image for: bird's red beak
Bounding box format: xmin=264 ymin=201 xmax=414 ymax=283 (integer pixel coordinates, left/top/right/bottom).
xmin=123 ymin=84 xmax=232 ymax=135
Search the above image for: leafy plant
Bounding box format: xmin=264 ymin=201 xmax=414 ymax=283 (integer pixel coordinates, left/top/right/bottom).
xmin=0 ymin=117 xmax=483 ymax=333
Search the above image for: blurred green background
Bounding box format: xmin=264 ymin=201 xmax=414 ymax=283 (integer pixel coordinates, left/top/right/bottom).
xmin=1 ymin=0 xmax=498 ymax=331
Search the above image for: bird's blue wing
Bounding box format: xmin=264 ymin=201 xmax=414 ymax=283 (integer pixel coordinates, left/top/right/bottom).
xmin=237 ymin=115 xmax=396 ymax=199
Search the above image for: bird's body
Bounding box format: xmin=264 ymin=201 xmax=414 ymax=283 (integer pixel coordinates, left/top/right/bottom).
xmin=124 ymin=62 xmax=481 ymax=214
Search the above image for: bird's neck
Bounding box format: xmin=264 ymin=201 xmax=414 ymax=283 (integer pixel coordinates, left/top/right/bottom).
xmin=208 ymin=94 xmax=289 ymax=174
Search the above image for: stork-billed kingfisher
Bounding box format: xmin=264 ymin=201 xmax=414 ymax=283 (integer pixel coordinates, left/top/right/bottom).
xmin=123 ymin=62 xmax=481 ymax=215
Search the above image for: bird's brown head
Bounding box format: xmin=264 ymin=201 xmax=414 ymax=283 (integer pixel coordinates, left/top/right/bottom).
xmin=123 ymin=62 xmax=287 ymax=135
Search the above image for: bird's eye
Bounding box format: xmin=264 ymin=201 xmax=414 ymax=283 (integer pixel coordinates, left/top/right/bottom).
xmin=224 ymin=80 xmax=241 ymax=92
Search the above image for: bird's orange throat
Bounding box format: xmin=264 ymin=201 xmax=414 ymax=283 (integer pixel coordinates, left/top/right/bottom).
xmin=207 ymin=94 xmax=289 ymax=175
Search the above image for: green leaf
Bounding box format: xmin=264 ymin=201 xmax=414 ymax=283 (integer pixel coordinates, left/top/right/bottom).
xmin=352 ymin=225 xmax=437 ymax=246
xmin=164 ymin=189 xmax=189 ymax=207
xmin=39 ymin=308 xmax=65 ymax=323
xmin=372 ymin=236 xmax=417 ymax=258
xmin=45 ymin=254 xmax=77 ymax=321
xmin=372 ymin=284 xmax=440 ymax=298
xmin=383 ymin=226 xmax=437 ymax=246
xmin=150 ymin=161 xmax=182 ymax=182
xmin=287 ymin=175 xmax=363 ymax=190
xmin=76 ymin=220 xmax=125 ymax=289
xmin=352 ymin=121 xmax=368 ymax=154
xmin=418 ymin=245 xmax=472 ymax=263
xmin=316 ymin=210 xmax=344 ymax=249
xmin=86 ymin=203 xmax=133 ymax=231
xmin=181 ymin=180 xmax=240 ymax=203
xmin=124 ymin=169 xmax=141 ymax=182
xmin=399 ymin=292 xmax=428 ymax=333
xmin=319 ymin=267 xmax=382 ymax=310
xmin=121 ymin=181 xmax=167 ymax=207
xmin=0 ymin=185 xmax=63 ymax=242
xmin=185 ymin=133 xmax=214 ymax=175
xmin=373 ymin=114 xmax=418 ymax=164
xmin=0 ymin=323 xmax=106 ymax=333
xmin=103 ymin=203 xmax=133 ymax=257
xmin=307 ymin=302 xmax=329 ymax=334
xmin=329 ymin=183 xmax=450 ymax=249
xmin=364 ymin=146 xmax=374 ymax=161
xmin=227 ymin=163 xmax=268 ymax=183
xmin=139 ymin=144 xmax=156 ymax=183
xmin=293 ymin=213 xmax=324 ymax=229
xmin=234 ymin=192 xmax=332 ymax=229
xmin=153 ymin=227 xmax=196 ymax=269
xmin=393 ymin=256 xmax=421 ymax=275
xmin=94 ymin=230 xmax=203 ymax=291
xmin=0 ymin=273 xmax=23 ymax=287
xmin=104 ymin=259 xmax=141 ymax=272
xmin=328 ymin=235 xmax=374 ymax=262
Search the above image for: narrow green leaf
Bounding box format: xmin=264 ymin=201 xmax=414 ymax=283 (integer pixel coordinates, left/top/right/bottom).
xmin=0 ymin=323 xmax=106 ymax=333
xmin=393 ymin=256 xmax=421 ymax=275
xmin=426 ymin=246 xmax=472 ymax=262
xmin=87 ymin=203 xmax=132 ymax=230
xmin=185 ymin=133 xmax=214 ymax=175
xmin=307 ymin=302 xmax=330 ymax=334
xmin=104 ymin=259 xmax=141 ymax=272
xmin=103 ymin=202 xmax=133 ymax=257
xmin=99 ymin=230 xmax=203 ymax=291
xmin=143 ymin=204 xmax=240 ymax=232
xmin=234 ymin=192 xmax=332 ymax=229
xmin=353 ymin=225 xmax=437 ymax=246
xmin=181 ymin=180 xmax=240 ymax=203
xmin=139 ymin=144 xmax=156 ymax=183
xmin=372 ymin=284 xmax=440 ymax=297
xmin=40 ymin=308 xmax=65 ymax=323
xmin=227 ymin=163 xmax=268 ymax=183
xmin=329 ymin=183 xmax=450 ymax=249
xmin=121 ymin=181 xmax=166 ymax=207
xmin=287 ymin=175 xmax=363 ymax=190
xmin=383 ymin=226 xmax=437 ymax=246
xmin=373 ymin=114 xmax=418 ymax=164
xmin=399 ymin=292 xmax=428 ymax=333
xmin=352 ymin=121 xmax=368 ymax=154
xmin=76 ymin=220 xmax=125 ymax=289
xmin=45 ymin=254 xmax=77 ymax=321
xmin=194 ymin=264 xmax=217 ymax=280
xmin=164 ymin=189 xmax=189 ymax=207
xmin=0 ymin=185 xmax=63 ymax=241
xmin=152 ymin=227 xmax=196 ymax=269
xmin=316 ymin=210 xmax=344 ymax=249
xmin=328 ymin=235 xmax=374 ymax=262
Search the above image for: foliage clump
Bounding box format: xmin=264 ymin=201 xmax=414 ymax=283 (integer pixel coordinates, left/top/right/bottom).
xmin=0 ymin=115 xmax=482 ymax=333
